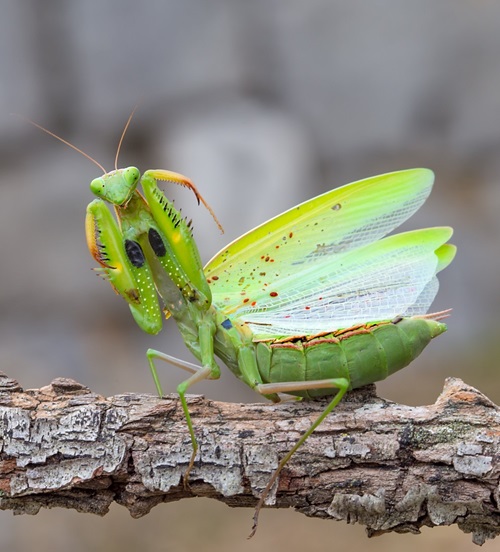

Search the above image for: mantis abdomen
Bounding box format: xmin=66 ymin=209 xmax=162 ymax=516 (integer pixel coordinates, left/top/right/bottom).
xmin=255 ymin=316 xmax=446 ymax=399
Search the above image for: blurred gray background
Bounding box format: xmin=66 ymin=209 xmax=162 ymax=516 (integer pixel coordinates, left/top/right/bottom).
xmin=1 ymin=1 xmax=499 ymax=551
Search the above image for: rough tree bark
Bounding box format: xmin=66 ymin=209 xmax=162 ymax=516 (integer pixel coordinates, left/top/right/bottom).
xmin=0 ymin=372 xmax=499 ymax=545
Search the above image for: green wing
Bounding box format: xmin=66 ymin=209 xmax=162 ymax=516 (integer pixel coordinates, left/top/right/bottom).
xmin=231 ymin=227 xmax=454 ymax=337
xmin=204 ymin=169 xmax=454 ymax=336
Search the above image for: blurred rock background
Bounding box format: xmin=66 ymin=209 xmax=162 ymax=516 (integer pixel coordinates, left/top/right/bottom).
xmin=0 ymin=1 xmax=499 ymax=550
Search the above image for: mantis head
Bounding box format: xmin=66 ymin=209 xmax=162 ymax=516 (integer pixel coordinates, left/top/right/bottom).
xmin=90 ymin=167 xmax=141 ymax=206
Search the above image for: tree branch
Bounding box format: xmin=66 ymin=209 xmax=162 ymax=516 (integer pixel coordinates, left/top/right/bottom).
xmin=0 ymin=373 xmax=499 ymax=544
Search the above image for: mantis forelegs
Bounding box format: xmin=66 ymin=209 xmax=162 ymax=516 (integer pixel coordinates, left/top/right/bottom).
xmin=249 ymin=377 xmax=350 ymax=538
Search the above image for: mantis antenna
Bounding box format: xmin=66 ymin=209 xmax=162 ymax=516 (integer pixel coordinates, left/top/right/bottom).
xmin=114 ymin=105 xmax=139 ymax=171
xmin=13 ymin=114 xmax=107 ymax=174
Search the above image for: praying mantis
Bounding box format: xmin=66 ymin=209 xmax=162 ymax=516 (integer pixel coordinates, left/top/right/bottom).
xmin=33 ymin=113 xmax=455 ymax=537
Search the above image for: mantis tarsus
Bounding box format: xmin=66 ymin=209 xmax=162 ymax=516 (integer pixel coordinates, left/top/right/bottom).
xmin=34 ymin=112 xmax=456 ymax=537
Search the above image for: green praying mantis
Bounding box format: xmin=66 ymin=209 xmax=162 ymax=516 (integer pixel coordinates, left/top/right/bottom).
xmin=33 ymin=113 xmax=455 ymax=537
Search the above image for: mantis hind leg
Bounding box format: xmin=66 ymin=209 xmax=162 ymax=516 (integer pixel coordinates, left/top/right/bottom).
xmin=146 ymin=347 xmax=221 ymax=487
xmin=146 ymin=348 xmax=202 ymax=397
xmin=249 ymin=377 xmax=350 ymax=539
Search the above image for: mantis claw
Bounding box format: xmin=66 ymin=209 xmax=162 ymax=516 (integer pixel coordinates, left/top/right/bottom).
xmin=145 ymin=169 xmax=224 ymax=234
xmin=183 ymin=449 xmax=198 ymax=490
